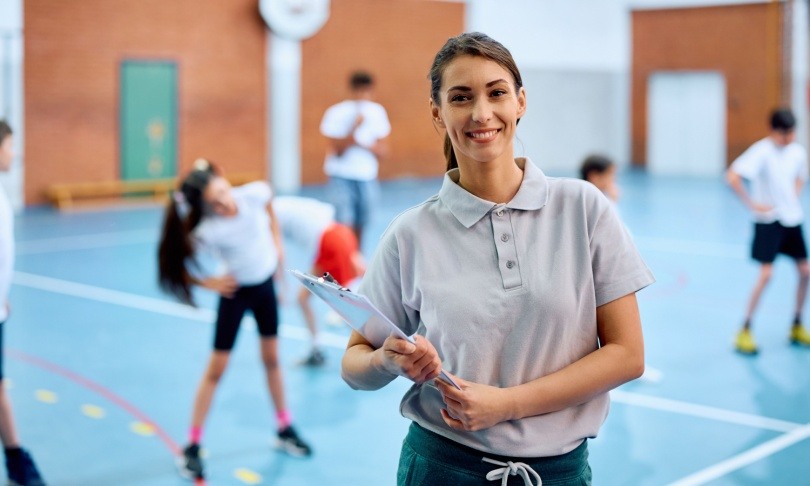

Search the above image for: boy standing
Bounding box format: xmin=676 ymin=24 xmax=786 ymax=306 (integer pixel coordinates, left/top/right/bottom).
xmin=319 ymin=71 xmax=391 ymax=248
xmin=0 ymin=120 xmax=45 ymax=484
xmin=727 ymin=108 xmax=810 ymax=354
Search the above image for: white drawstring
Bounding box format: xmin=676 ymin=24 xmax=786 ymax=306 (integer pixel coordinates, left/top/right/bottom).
xmin=482 ymin=457 xmax=542 ymax=486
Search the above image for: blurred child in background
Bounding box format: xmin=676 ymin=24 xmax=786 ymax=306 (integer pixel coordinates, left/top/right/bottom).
xmin=0 ymin=120 xmax=46 ymax=486
xmin=274 ymin=196 xmax=365 ymax=366
xmin=580 ymin=154 xmax=619 ymax=203
xmin=726 ymin=108 xmax=810 ymax=355
xmin=157 ymin=160 xmax=312 ymax=481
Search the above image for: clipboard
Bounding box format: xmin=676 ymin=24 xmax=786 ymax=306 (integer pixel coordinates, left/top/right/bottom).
xmin=290 ymin=269 xmax=461 ymax=390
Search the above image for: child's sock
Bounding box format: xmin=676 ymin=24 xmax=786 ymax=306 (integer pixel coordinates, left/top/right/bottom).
xmin=793 ymin=314 xmax=802 ymax=326
xmin=276 ymin=410 xmax=292 ymax=430
xmin=189 ymin=426 xmax=203 ymax=445
xmin=4 ymin=447 xmax=22 ymax=459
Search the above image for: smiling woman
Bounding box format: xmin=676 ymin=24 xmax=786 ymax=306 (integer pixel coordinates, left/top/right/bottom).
xmin=430 ymin=54 xmax=526 ymax=204
xmin=341 ymin=32 xmax=656 ymax=486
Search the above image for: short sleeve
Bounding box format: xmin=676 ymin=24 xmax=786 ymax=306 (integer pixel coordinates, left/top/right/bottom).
xmin=320 ymin=104 xmax=351 ymax=138
xmin=590 ymin=198 xmax=655 ymax=307
xmin=371 ymin=104 xmax=391 ymax=139
xmin=239 ymin=181 xmax=272 ymax=205
xmin=729 ymin=142 xmax=764 ymax=180
xmin=0 ymin=227 xmax=12 ymax=308
xmin=358 ymin=231 xmax=420 ymax=342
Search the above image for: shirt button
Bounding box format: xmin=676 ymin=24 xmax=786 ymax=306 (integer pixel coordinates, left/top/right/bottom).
xmin=506 ymin=260 xmax=515 ymax=269
xmin=500 ymin=234 xmax=510 ymax=242
xmin=496 ymin=210 xmax=504 ymax=217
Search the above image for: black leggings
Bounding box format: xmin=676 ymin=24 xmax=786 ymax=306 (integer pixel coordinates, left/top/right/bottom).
xmin=213 ymin=276 xmax=278 ymax=351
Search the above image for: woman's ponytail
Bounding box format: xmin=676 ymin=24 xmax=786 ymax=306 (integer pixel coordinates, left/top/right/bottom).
xmin=443 ymin=133 xmax=458 ymax=171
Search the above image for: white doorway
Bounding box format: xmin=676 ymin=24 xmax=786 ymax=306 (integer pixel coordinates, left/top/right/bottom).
xmin=647 ymin=71 xmax=726 ymax=176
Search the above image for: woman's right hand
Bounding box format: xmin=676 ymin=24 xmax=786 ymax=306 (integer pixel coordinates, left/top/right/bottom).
xmin=201 ymin=275 xmax=238 ymax=298
xmin=376 ymin=334 xmax=442 ymax=385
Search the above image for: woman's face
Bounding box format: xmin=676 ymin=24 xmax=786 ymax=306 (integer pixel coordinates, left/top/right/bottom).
xmin=431 ymin=55 xmax=526 ymax=169
xmin=202 ymin=176 xmax=236 ymax=216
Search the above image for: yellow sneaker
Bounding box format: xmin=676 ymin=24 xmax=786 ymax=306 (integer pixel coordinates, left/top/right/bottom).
xmin=735 ymin=329 xmax=759 ymax=355
xmin=789 ymin=325 xmax=810 ymax=346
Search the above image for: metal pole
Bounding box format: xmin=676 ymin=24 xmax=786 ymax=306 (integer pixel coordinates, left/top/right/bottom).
xmin=268 ymin=32 xmax=302 ymax=194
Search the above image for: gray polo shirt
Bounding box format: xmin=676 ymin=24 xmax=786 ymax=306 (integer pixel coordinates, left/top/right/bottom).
xmin=359 ymin=157 xmax=654 ymax=457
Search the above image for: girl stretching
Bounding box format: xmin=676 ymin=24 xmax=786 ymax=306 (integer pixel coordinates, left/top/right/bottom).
xmin=158 ymin=160 xmax=312 ymax=481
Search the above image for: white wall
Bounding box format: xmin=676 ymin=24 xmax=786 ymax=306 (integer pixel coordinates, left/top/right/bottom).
xmin=0 ymin=0 xmax=23 ymax=210
xmin=467 ymin=1 xmax=630 ymax=72
xmin=466 ymin=0 xmax=631 ymax=174
xmin=466 ymin=0 xmax=804 ymax=176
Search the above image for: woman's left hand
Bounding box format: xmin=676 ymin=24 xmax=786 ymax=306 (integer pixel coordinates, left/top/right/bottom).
xmin=435 ymin=372 xmax=512 ymax=431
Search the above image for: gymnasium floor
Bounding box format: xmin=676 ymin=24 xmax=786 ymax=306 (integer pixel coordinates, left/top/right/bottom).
xmin=5 ymin=169 xmax=810 ymax=485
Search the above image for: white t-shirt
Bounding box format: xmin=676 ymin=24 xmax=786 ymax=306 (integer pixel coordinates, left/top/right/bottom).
xmin=192 ymin=182 xmax=278 ymax=285
xmin=0 ymin=186 xmax=13 ymax=322
xmin=273 ymin=196 xmax=335 ymax=261
xmin=320 ymin=99 xmax=391 ymax=181
xmin=360 ymin=158 xmax=654 ymax=457
xmin=730 ymin=137 xmax=809 ymax=226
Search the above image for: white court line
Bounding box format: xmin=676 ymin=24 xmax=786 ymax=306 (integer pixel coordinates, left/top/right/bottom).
xmin=11 ymin=271 xmax=349 ymax=348
xmin=14 ymin=270 xmax=801 ymax=429
xmin=611 ymin=390 xmax=802 ymax=433
xmin=15 ymin=226 xmax=747 ymax=260
xmin=633 ymin=236 xmax=746 ymax=260
xmin=16 ymin=229 xmax=157 ymax=255
xmin=667 ymin=423 xmax=810 ymax=486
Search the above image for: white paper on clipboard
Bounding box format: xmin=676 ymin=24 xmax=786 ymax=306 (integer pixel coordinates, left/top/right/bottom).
xmin=290 ymin=269 xmax=461 ymax=390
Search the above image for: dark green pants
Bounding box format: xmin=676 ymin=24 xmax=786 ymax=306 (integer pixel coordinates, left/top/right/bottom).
xmin=397 ymin=423 xmax=592 ymax=486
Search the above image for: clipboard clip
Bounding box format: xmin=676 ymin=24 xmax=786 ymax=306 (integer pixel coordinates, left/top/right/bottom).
xmin=319 ymin=272 xmax=351 ymax=292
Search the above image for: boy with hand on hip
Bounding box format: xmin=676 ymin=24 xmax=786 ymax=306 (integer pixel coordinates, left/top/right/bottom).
xmin=727 ymin=107 xmax=810 ymax=354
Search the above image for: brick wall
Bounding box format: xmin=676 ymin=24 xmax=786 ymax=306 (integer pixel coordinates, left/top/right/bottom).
xmin=300 ymin=0 xmax=464 ymax=184
xmin=24 ymin=0 xmax=267 ymax=204
xmin=632 ymin=3 xmax=785 ymax=167
xmin=23 ymin=0 xmax=464 ymax=204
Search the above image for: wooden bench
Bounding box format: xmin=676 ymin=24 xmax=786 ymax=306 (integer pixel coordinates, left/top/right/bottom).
xmin=46 ymin=173 xmax=262 ymax=210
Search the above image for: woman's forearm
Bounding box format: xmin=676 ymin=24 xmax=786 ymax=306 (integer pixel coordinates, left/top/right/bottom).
xmin=341 ymin=342 xmax=398 ymax=391
xmin=507 ymin=293 xmax=644 ymax=420
xmin=505 ymin=341 xmax=644 ymax=420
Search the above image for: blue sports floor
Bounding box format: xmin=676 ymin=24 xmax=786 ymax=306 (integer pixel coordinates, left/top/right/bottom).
xmin=5 ymin=170 xmax=810 ymax=485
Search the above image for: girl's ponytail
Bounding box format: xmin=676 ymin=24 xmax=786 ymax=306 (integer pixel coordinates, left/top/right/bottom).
xmin=158 ymin=194 xmax=196 ymax=305
xmin=157 ymin=160 xmax=216 ymax=305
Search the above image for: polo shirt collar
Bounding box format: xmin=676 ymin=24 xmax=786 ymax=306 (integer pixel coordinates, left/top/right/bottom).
xmin=439 ymin=157 xmax=549 ymax=228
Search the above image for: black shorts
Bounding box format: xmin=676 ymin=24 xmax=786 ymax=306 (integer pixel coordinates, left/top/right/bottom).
xmin=213 ymin=275 xmax=279 ymax=351
xmin=752 ymin=222 xmax=808 ymax=263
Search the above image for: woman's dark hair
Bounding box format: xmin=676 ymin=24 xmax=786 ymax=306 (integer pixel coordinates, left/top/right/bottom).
xmin=157 ymin=159 xmax=219 ymax=305
xmin=580 ymin=154 xmax=615 ymax=181
xmin=428 ymin=32 xmax=523 ymax=171
xmin=770 ymin=108 xmax=796 ymax=132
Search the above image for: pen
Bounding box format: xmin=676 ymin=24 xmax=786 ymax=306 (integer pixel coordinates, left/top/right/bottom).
xmin=320 ymin=272 xmax=350 ymax=292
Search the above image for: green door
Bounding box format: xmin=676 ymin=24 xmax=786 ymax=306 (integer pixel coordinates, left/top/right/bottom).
xmin=120 ymin=61 xmax=177 ymax=180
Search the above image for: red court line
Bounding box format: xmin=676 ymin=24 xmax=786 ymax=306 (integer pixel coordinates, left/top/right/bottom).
xmin=7 ymin=348 xmax=180 ymax=456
